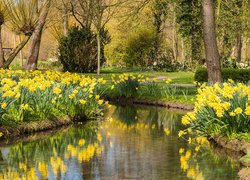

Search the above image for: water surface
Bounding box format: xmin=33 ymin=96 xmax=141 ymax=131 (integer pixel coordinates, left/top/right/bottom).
xmin=0 ymin=105 xmax=240 ymax=179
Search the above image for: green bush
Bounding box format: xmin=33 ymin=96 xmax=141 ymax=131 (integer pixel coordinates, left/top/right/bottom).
xmin=58 ymin=26 xmax=98 ymax=73
xmin=194 ymin=68 xmax=208 ymax=83
xmin=194 ymin=68 xmax=250 ymax=83
xmin=123 ymin=28 xmax=158 ymax=67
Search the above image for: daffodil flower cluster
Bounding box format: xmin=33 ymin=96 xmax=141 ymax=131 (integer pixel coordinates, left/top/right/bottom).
xmin=0 ymin=69 xmax=107 ymax=124
xmin=181 ymin=81 xmax=250 ymax=137
xmin=110 ymin=73 xmax=146 ymax=98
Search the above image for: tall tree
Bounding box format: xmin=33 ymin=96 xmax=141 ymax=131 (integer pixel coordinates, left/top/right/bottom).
xmin=202 ymin=0 xmax=222 ymax=83
xmin=151 ymin=0 xmax=168 ymax=61
xmin=0 ymin=2 xmax=5 ymax=67
xmin=175 ymin=0 xmax=203 ymax=66
xmin=24 ymin=0 xmax=52 ymax=70
xmin=92 ymin=0 xmax=110 ymax=75
xmin=216 ymin=0 xmax=245 ymax=63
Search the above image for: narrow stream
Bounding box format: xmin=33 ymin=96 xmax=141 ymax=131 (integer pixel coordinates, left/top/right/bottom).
xmin=0 ymin=105 xmax=240 ymax=179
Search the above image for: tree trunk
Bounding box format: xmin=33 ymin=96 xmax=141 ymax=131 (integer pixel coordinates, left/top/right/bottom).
xmin=0 ymin=25 xmax=4 ymax=68
xmin=181 ymin=38 xmax=185 ymax=62
xmin=237 ymin=35 xmax=242 ymax=62
xmin=24 ymin=0 xmax=51 ymax=70
xmin=202 ymin=0 xmax=222 ymax=84
xmin=13 ymin=34 xmax=17 ymax=67
xmin=4 ymin=36 xmax=30 ymax=69
xmin=245 ymin=38 xmax=249 ymax=61
xmin=25 ymin=32 xmax=42 ymax=70
xmin=19 ymin=36 xmax=24 ymax=67
xmin=172 ymin=9 xmax=178 ymax=61
xmin=231 ymin=34 xmax=242 ymax=63
xmin=97 ymin=31 xmax=101 ymax=75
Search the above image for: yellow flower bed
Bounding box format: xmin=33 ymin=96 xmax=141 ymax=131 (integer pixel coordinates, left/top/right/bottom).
xmin=110 ymin=73 xmax=146 ymax=98
xmin=0 ymin=69 xmax=107 ymax=125
xmin=181 ymin=81 xmax=250 ymax=137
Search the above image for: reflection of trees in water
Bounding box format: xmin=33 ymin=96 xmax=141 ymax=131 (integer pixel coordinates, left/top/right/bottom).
xmin=114 ymin=105 xmax=138 ymax=125
xmin=113 ymin=105 xmax=183 ymax=130
xmin=0 ymin=105 xmax=240 ymax=179
xmin=94 ymin=106 xmax=185 ymax=179
xmin=98 ymin=105 xmax=239 ymax=179
xmin=138 ymin=107 xmax=183 ymax=133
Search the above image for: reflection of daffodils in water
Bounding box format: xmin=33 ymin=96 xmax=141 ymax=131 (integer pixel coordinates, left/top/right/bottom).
xmin=77 ymin=144 xmax=104 ymax=162
xmin=164 ymin=128 xmax=170 ymax=135
xmin=38 ymin=162 xmax=49 ymax=178
xmin=0 ymin=166 xmax=38 ymax=180
xmin=102 ymin=117 xmax=172 ymax=136
xmin=177 ymin=130 xmax=208 ymax=179
xmin=107 ymin=132 xmax=111 ymax=136
xmin=179 ymin=148 xmax=204 ymax=180
xmin=67 ymin=142 xmax=104 ymax=163
xmin=97 ymin=133 xmax=103 ymax=141
xmin=110 ymin=141 xmax=113 ymax=147
xmin=50 ymin=156 xmax=68 ymax=174
xmin=0 ymin=135 xmax=105 ymax=180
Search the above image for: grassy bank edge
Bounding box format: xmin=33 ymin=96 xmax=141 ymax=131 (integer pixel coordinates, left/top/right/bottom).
xmin=104 ymin=94 xmax=195 ymax=111
xmin=209 ymin=135 xmax=250 ymax=179
xmin=0 ymin=115 xmax=81 ymax=140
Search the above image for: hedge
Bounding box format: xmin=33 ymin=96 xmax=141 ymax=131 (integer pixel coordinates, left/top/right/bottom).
xmin=194 ymin=68 xmax=250 ymax=83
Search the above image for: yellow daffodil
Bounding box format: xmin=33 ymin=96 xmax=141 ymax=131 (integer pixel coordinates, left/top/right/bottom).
xmin=179 ymin=148 xmax=185 ymax=154
xmin=79 ymin=99 xmax=86 ymax=105
xmin=53 ymin=87 xmax=61 ymax=95
xmin=1 ymin=103 xmax=7 ymax=109
xmin=234 ymin=107 xmax=243 ymax=115
xmin=245 ymin=106 xmax=250 ymax=116
xmin=79 ymin=139 xmax=85 ymax=146
xmin=178 ymin=130 xmax=186 ymax=137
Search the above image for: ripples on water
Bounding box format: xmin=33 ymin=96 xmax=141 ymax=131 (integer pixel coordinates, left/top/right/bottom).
xmin=0 ymin=105 xmax=240 ymax=180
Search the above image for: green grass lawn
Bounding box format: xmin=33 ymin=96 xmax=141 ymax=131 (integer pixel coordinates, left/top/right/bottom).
xmin=85 ymin=67 xmax=195 ymax=84
xmin=90 ymin=67 xmax=196 ymax=105
xmin=11 ymin=62 xmax=194 ymax=84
